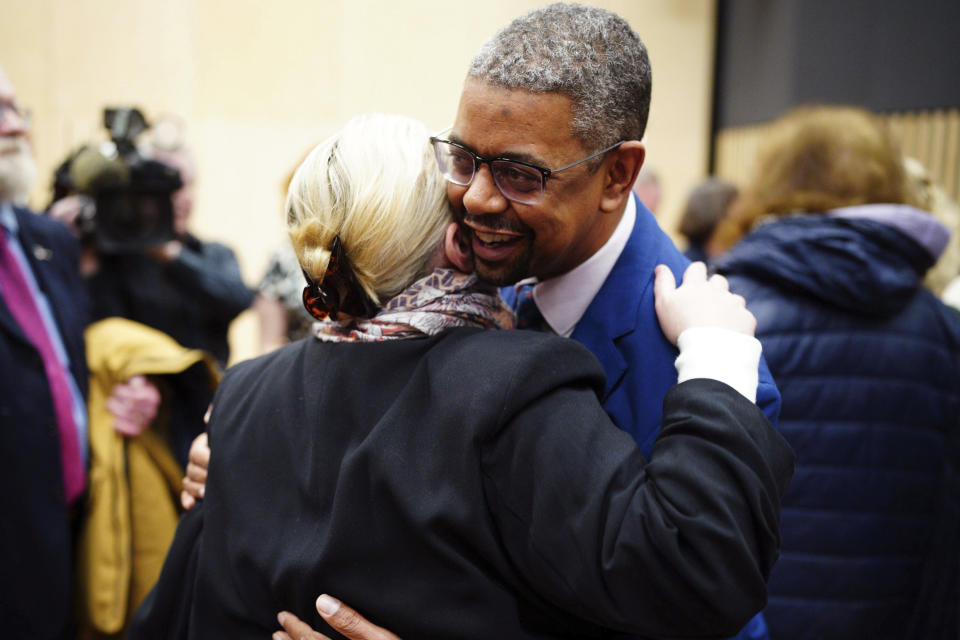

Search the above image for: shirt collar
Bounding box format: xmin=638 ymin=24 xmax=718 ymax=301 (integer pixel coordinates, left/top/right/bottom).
xmin=518 ymin=195 xmax=636 ymax=337
xmin=0 ymin=202 xmax=18 ymax=235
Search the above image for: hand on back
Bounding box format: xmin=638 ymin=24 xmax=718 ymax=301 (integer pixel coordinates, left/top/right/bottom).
xmin=274 ymin=596 xmax=401 ymax=640
xmin=180 ymin=428 xmax=209 ymax=510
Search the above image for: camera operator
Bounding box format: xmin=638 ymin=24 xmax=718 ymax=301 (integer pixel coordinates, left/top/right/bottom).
xmin=50 ymin=114 xmax=253 ymax=368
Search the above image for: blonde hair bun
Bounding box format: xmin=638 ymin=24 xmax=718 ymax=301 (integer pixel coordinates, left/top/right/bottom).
xmin=285 ymin=113 xmax=452 ymax=305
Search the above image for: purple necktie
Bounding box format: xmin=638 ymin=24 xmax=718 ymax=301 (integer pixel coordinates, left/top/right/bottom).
xmin=0 ymin=226 xmax=85 ymax=504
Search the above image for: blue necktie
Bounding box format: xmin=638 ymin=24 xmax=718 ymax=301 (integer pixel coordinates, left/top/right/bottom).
xmin=514 ymin=284 xmax=545 ymax=331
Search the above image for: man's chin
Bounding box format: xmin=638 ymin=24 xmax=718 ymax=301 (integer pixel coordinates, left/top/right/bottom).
xmin=473 ymin=255 xmax=531 ymax=287
xmin=0 ymin=149 xmax=36 ymax=204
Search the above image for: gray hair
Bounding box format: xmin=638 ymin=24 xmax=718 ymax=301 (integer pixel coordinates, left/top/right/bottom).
xmin=468 ymin=2 xmax=651 ymax=151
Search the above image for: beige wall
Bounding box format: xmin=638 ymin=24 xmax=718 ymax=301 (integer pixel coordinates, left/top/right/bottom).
xmin=1 ymin=0 xmax=715 ymax=364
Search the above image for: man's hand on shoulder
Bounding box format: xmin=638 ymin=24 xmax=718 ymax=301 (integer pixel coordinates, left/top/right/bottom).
xmin=274 ymin=595 xmax=401 ymax=640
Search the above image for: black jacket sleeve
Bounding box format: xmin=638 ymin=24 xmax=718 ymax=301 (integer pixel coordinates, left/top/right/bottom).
xmin=128 ymin=505 xmax=204 ymax=640
xmin=480 ymin=360 xmax=794 ymax=638
xmin=168 ymin=239 xmax=253 ymax=322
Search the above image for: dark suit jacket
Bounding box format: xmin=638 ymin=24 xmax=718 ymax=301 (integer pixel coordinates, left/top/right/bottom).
xmin=503 ymin=196 xmax=782 ymax=457
xmin=0 ymin=207 xmax=89 ymax=639
xmin=132 ymin=328 xmax=794 ymax=640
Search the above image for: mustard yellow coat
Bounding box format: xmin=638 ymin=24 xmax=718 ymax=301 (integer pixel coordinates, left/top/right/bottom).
xmin=78 ymin=318 xmax=220 ymax=638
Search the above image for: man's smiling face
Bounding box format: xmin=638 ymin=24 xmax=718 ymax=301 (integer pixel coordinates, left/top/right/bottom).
xmin=446 ymin=79 xmax=620 ymax=286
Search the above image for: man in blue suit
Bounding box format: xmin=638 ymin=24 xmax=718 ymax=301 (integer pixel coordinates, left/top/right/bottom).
xmin=440 ymin=6 xmax=779 ymax=638
xmin=0 ymin=65 xmax=91 ymax=639
xmin=441 ymin=9 xmax=779 ymax=636
xmin=439 ymin=3 xmax=781 ymax=458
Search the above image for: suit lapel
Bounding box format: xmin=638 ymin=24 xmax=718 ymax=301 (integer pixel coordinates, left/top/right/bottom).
xmin=570 ymin=311 xmax=627 ymax=400
xmin=0 ymin=209 xmax=63 ymax=347
xmin=0 ymin=291 xmax=28 ymax=344
xmin=571 ymin=195 xmax=662 ymax=400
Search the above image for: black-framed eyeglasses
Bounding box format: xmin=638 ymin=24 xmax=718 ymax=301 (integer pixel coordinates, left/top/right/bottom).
xmin=429 ymin=132 xmax=625 ymax=205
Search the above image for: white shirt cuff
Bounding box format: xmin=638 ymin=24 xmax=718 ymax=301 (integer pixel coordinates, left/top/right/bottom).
xmin=674 ymin=327 xmax=762 ymax=403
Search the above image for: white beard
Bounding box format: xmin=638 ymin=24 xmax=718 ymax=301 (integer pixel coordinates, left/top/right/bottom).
xmin=0 ymin=137 xmax=37 ymax=205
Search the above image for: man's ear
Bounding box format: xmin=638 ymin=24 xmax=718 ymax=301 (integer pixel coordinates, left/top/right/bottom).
xmin=443 ymin=222 xmax=474 ymax=273
xmin=599 ymin=141 xmax=645 ymax=213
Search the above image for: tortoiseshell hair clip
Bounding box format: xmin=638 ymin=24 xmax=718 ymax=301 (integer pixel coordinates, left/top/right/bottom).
xmin=302 ymin=236 xmax=378 ymax=321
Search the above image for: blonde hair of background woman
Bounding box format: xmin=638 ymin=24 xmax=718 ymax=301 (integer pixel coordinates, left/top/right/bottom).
xmin=285 ymin=113 xmax=451 ymax=306
xmin=711 ymin=106 xmax=908 ymax=252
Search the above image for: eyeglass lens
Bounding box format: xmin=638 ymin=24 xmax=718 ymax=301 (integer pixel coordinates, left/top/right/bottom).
xmin=434 ymin=141 xmax=544 ymax=205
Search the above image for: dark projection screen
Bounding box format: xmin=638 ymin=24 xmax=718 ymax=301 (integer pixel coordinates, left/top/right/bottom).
xmin=714 ymin=0 xmax=960 ymax=129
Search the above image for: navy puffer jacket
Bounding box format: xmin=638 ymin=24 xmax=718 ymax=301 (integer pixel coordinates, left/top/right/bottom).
xmin=716 ymin=207 xmax=960 ymax=640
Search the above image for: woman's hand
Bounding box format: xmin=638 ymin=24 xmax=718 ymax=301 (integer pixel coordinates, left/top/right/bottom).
xmin=180 ymin=431 xmax=210 ymax=510
xmin=653 ymin=261 xmax=755 ymax=345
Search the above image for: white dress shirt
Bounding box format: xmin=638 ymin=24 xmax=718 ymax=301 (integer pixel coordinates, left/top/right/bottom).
xmin=512 ymin=195 xmax=760 ymax=402
xmin=516 ymin=193 xmax=637 ymax=338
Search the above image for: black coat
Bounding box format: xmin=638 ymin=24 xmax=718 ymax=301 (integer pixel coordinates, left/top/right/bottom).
xmin=0 ymin=207 xmax=89 ymax=640
xmin=132 ymin=328 xmax=794 ymax=639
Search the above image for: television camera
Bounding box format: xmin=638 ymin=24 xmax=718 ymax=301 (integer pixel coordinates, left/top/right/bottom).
xmin=52 ymin=107 xmax=182 ymax=253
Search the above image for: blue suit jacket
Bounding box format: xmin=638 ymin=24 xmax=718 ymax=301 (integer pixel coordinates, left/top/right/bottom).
xmin=504 ymin=196 xmax=781 ymax=457
xmin=0 ymin=207 xmax=89 ymax=639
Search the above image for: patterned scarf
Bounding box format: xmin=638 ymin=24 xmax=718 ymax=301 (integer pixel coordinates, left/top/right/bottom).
xmin=311 ymin=268 xmax=515 ymax=342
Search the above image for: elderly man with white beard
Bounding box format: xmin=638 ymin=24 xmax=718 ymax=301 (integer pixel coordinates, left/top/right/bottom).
xmin=0 ymin=65 xmax=169 ymax=639
xmin=0 ymin=64 xmax=92 ymax=639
